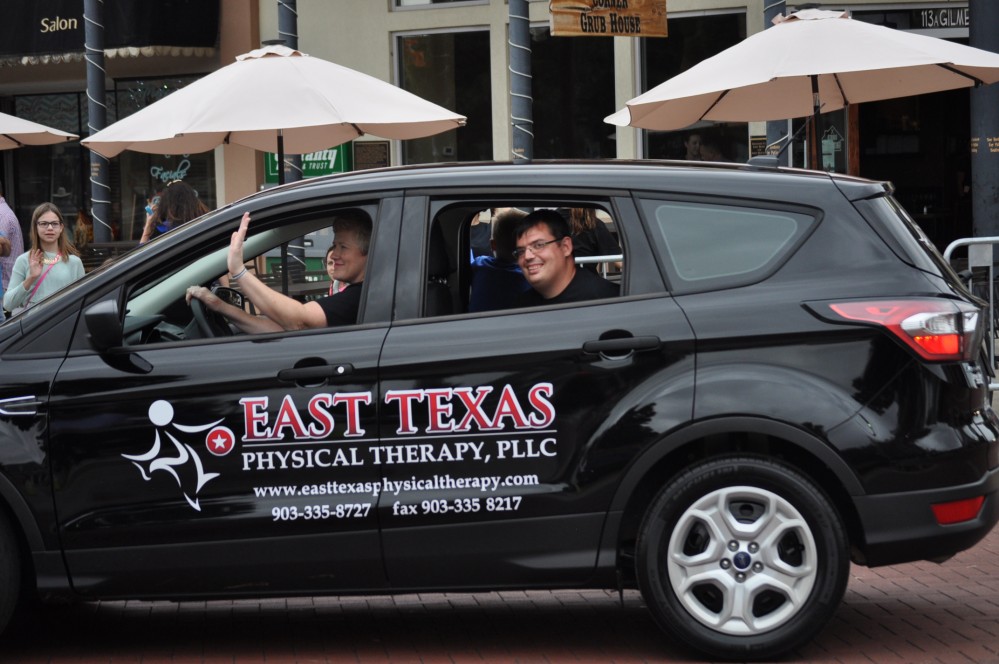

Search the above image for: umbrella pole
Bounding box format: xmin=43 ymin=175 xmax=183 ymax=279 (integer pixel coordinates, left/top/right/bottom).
xmin=809 ymin=75 xmax=820 ymax=170
xmin=277 ymin=130 xmax=285 ymax=186
xmin=277 ymin=129 xmax=290 ymax=295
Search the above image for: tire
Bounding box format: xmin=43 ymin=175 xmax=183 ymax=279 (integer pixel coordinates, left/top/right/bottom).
xmin=0 ymin=509 xmax=21 ymax=638
xmin=636 ymin=456 xmax=849 ymax=661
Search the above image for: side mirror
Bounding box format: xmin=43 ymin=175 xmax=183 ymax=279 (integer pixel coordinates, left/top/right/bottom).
xmin=84 ymin=299 xmax=123 ymax=351
xmin=212 ymin=286 xmax=244 ymax=309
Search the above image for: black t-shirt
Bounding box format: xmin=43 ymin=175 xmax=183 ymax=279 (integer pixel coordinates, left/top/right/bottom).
xmin=572 ymin=220 xmax=621 ymax=260
xmin=315 ymin=282 xmax=362 ymax=326
xmin=519 ymin=267 xmax=619 ymax=307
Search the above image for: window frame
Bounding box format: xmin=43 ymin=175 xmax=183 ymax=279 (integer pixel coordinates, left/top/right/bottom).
xmin=394 ymin=194 xmax=629 ymax=322
xmin=391 ymin=0 xmax=487 ymax=10
xmin=393 ymin=26 xmax=492 ymax=164
xmin=119 ymin=203 xmax=382 ymax=347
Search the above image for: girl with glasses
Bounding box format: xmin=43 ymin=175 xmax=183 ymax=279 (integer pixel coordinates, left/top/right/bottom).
xmin=3 ymin=202 xmax=84 ymax=315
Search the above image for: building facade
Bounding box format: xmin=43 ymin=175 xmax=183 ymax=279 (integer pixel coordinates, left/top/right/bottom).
xmin=0 ymin=0 xmax=977 ymax=249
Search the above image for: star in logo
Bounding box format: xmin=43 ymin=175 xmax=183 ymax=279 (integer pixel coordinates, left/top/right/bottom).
xmin=206 ymin=426 xmax=236 ymax=457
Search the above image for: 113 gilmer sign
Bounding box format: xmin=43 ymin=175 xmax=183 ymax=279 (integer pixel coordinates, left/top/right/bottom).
xmin=550 ymin=0 xmax=667 ymax=37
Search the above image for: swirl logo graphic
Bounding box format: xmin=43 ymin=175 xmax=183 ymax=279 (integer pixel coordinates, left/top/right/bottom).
xmin=122 ymin=400 xmax=224 ymax=511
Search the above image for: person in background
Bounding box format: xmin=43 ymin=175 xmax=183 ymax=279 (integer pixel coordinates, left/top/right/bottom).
xmin=558 ymin=207 xmax=621 ymax=274
xmin=74 ymin=209 xmax=94 ymax=247
xmin=140 ymin=180 xmax=209 ymax=244
xmin=469 ymin=209 xmax=493 ymax=258
xmin=3 ymin=203 xmax=84 ymax=314
xmin=513 ymin=209 xmax=618 ymax=306
xmin=699 ymin=141 xmax=730 ymax=162
xmin=683 ymin=132 xmax=702 ymax=160
xmin=325 ymin=242 xmax=348 ymax=295
xmin=0 ymin=231 xmax=9 ymax=321
xmin=469 ymin=207 xmax=531 ymax=312
xmin=0 ymin=183 xmax=24 ymax=304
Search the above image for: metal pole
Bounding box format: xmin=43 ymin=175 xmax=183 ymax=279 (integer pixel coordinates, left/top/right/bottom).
xmin=277 ymin=0 xmax=302 ymax=185
xmin=509 ymin=0 xmax=533 ymax=162
xmin=84 ymin=0 xmax=112 ymax=242
xmin=276 ymin=0 xmax=304 ymax=289
xmin=970 ymin=0 xmax=999 ymax=239
xmin=763 ymin=0 xmax=788 ymax=166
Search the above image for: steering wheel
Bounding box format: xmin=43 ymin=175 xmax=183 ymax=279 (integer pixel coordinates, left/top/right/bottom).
xmin=190 ymin=297 xmax=233 ymax=338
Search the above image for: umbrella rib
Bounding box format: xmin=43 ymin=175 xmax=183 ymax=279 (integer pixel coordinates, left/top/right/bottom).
xmin=832 ymin=73 xmax=849 ymax=107
xmin=700 ymin=90 xmax=730 ymax=121
xmin=2 ymin=134 xmax=24 ymax=148
xmin=937 ymin=63 xmax=985 ymax=87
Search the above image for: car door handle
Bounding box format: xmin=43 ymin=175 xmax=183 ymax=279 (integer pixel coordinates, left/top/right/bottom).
xmin=583 ymin=336 xmax=661 ymax=356
xmin=277 ymin=364 xmax=354 ymax=382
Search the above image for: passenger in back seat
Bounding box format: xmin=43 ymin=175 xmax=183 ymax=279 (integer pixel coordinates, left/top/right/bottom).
xmin=469 ymin=207 xmax=532 ymax=312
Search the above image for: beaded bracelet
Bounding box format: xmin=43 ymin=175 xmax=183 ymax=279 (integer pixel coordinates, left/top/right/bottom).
xmin=230 ymin=267 xmax=247 ymax=281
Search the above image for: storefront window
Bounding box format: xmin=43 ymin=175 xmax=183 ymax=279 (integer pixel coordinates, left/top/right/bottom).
xmin=860 ymin=88 xmax=971 ymax=250
xmin=641 ymin=13 xmax=747 ymax=162
xmin=10 ymin=78 xmax=215 ymax=245
xmin=529 ymin=26 xmax=616 ymax=159
xmin=114 ymin=78 xmax=216 ymax=242
xmin=12 ymin=94 xmax=87 ymax=239
xmin=397 ymin=31 xmax=492 ymax=164
xmin=778 ymin=110 xmax=848 ymax=172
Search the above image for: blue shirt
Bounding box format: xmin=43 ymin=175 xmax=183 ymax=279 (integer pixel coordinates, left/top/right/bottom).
xmin=469 ymin=255 xmax=531 ymax=312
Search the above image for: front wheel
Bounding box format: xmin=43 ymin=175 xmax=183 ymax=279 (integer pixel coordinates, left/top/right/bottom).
xmin=637 ymin=456 xmax=849 ymax=661
xmin=0 ymin=509 xmax=21 ymax=637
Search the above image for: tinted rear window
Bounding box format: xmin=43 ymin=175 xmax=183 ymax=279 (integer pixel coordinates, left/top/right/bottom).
xmin=641 ymin=199 xmax=816 ymax=293
xmin=854 ymin=195 xmax=951 ymax=279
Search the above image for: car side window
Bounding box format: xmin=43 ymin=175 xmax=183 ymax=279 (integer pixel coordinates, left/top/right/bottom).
xmin=121 ymin=207 xmax=373 ymax=345
xmin=422 ymin=202 xmax=624 ymax=318
xmin=641 ymin=199 xmax=816 ymax=293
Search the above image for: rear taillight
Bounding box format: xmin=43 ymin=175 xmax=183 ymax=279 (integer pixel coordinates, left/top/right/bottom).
xmin=932 ymin=496 xmax=984 ymax=525
xmin=822 ymin=299 xmax=981 ymax=362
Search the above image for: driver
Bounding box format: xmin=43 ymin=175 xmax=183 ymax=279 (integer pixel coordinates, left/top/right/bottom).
xmin=186 ymin=210 xmax=371 ymax=334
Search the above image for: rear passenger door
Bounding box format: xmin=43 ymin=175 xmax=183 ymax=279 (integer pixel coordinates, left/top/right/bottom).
xmin=376 ymin=192 xmax=696 ymax=588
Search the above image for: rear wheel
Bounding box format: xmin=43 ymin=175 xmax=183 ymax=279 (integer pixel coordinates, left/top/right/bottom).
xmin=0 ymin=509 xmax=21 ymax=637
xmin=636 ymin=456 xmax=849 ymax=661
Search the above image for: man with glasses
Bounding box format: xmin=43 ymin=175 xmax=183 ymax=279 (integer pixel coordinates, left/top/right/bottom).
xmin=513 ymin=209 xmax=618 ymax=306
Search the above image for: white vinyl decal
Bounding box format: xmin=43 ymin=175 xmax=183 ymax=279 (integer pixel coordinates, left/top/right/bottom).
xmin=122 ymin=400 xmax=224 ymax=511
xmin=122 ymin=382 xmax=558 ymax=516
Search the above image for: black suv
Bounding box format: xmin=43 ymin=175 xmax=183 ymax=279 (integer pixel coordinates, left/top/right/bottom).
xmin=1 ymin=161 xmax=996 ymax=660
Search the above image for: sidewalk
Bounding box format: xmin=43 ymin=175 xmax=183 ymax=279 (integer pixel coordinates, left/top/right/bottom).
xmin=5 ymin=523 xmax=999 ymax=663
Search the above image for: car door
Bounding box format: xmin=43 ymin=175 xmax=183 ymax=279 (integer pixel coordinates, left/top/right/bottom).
xmin=46 ymin=196 xmax=401 ymax=597
xmin=376 ymin=193 xmax=695 ymax=588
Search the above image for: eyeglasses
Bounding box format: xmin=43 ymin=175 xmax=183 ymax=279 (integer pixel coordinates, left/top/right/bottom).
xmin=36 ymin=221 xmax=63 ymax=229
xmin=512 ymin=237 xmax=562 ymax=260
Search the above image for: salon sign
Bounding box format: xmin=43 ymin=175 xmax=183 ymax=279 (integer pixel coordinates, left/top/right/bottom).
xmin=265 ymin=145 xmax=353 ymax=183
xmin=550 ymin=0 xmax=668 ymax=38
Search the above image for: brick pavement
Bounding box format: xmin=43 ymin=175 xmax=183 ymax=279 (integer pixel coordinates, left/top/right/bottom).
xmin=4 ymin=524 xmax=999 ymax=664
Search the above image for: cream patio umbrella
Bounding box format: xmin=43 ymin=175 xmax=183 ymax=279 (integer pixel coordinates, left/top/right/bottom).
xmin=0 ymin=111 xmax=78 ymax=150
xmin=82 ymin=44 xmax=466 ymax=167
xmin=606 ymin=9 xmax=999 ymax=165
